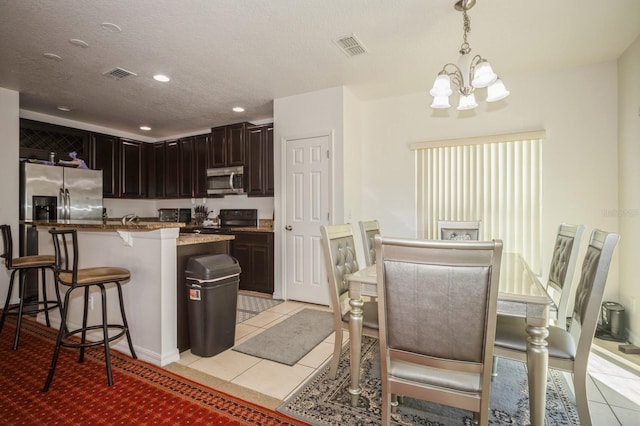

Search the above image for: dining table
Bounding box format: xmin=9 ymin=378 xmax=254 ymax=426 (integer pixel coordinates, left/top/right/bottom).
xmin=345 ymin=252 xmax=553 ymax=426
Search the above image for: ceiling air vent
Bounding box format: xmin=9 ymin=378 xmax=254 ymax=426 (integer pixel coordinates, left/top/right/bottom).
xmin=334 ymin=34 xmax=367 ymax=57
xmin=103 ymin=67 xmax=137 ymax=80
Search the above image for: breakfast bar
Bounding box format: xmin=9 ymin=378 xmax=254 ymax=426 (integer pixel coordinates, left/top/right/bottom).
xmin=25 ymin=220 xmax=234 ymax=367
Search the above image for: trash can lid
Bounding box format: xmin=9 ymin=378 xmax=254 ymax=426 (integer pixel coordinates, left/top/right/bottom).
xmin=186 ymin=254 xmax=241 ymax=281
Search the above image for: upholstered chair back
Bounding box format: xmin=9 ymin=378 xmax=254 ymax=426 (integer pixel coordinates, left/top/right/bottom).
xmin=359 ymin=220 xmax=380 ymax=266
xmin=375 ymin=236 xmax=503 ymax=425
xmin=437 ymin=220 xmax=482 ymax=241
xmin=546 ymin=224 xmax=584 ymax=330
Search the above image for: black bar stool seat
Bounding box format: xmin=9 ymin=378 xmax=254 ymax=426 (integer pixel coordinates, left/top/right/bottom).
xmin=43 ymin=229 xmax=137 ymax=392
xmin=0 ymin=224 xmax=60 ymax=350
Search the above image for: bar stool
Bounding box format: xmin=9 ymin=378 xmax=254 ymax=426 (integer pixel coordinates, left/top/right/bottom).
xmin=43 ymin=229 xmax=137 ymax=392
xmin=0 ymin=224 xmax=60 ymax=350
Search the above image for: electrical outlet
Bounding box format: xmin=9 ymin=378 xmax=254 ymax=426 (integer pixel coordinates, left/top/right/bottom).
xmin=88 ymin=295 xmax=94 ymax=310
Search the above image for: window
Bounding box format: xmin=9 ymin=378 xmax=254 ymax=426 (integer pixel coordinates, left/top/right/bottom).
xmin=412 ymin=130 xmax=545 ymax=273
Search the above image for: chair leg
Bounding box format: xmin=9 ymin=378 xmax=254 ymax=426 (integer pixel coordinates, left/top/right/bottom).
xmin=43 ymin=287 xmax=73 ymax=392
xmin=573 ymin=369 xmax=592 ymax=426
xmin=491 ymin=356 xmax=499 ymax=381
xmin=329 ymin=328 xmax=343 ymax=379
xmin=13 ymin=271 xmax=28 ymax=350
xmin=99 ymin=285 xmax=113 ymax=386
xmin=0 ymin=269 xmax=17 ymax=335
xmin=79 ymin=287 xmax=90 ymax=363
xmin=115 ymin=281 xmax=137 ymax=359
xmin=40 ymin=267 xmax=51 ymax=327
xmin=381 ymin=381 xmax=391 ymax=426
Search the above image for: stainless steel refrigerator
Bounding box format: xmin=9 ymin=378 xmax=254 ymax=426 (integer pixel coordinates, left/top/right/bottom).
xmin=19 ymin=162 xmax=103 ymax=300
xmin=20 ymin=162 xmax=103 ymax=222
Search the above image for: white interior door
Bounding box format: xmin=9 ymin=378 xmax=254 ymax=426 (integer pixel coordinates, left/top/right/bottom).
xmin=284 ymin=134 xmax=331 ymax=305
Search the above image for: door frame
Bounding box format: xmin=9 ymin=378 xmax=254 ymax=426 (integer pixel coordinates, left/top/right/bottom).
xmin=278 ymin=129 xmax=334 ymax=302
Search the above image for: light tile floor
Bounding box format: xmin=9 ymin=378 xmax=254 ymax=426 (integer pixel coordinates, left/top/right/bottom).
xmin=172 ymin=300 xmax=640 ymax=425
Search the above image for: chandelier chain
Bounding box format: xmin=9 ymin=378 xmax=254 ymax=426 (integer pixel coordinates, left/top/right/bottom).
xmin=463 ymin=9 xmax=470 ymax=45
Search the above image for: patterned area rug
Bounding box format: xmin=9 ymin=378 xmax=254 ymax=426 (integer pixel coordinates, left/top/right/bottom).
xmin=278 ymin=336 xmax=580 ymax=425
xmin=0 ymin=316 xmax=306 ymax=425
xmin=237 ymin=293 xmax=284 ymax=323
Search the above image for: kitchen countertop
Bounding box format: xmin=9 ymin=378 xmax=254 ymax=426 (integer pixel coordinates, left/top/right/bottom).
xmin=176 ymin=233 xmax=234 ymax=246
xmin=22 ymin=220 xmax=184 ymax=231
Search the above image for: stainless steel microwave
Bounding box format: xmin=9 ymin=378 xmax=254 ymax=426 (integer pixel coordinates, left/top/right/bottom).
xmin=206 ymin=166 xmax=245 ymax=195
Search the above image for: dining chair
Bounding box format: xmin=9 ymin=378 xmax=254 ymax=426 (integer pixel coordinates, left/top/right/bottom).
xmin=358 ymin=220 xmax=380 ymax=266
xmin=493 ymin=229 xmax=619 ymax=426
xmin=492 ymin=223 xmax=584 ymax=379
xmin=43 ymin=229 xmax=137 ymax=392
xmin=375 ymin=235 xmax=503 ymax=426
xmin=320 ymin=223 xmax=378 ymax=380
xmin=437 ymin=220 xmax=482 ymax=240
xmin=0 ymin=224 xmax=60 ymax=350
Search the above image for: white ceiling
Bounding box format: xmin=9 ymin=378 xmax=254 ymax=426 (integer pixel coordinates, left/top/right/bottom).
xmin=1 ymin=0 xmax=639 ymax=140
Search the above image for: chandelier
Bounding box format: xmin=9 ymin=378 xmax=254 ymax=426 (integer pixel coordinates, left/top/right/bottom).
xmin=430 ymin=0 xmax=509 ymax=110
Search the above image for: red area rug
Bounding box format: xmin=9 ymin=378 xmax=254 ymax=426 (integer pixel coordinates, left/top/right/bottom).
xmin=0 ymin=315 xmax=308 ymax=425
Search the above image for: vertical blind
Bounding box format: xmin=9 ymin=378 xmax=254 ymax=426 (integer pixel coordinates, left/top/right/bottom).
xmin=413 ymin=131 xmax=545 ymax=273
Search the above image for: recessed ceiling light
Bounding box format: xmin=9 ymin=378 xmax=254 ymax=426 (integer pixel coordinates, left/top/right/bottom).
xmin=57 ymin=106 xmax=71 ymax=112
xmin=43 ymin=53 xmax=62 ymax=61
xmin=140 ymin=126 xmax=152 ymax=131
xmin=69 ymin=39 xmax=89 ymax=48
xmin=153 ymin=74 xmax=170 ymax=82
xmin=232 ymin=107 xmax=245 ymax=112
xmin=101 ymin=22 xmax=122 ymax=33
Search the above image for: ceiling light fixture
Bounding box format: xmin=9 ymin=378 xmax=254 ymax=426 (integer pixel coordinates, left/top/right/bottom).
xmin=429 ymin=0 xmax=509 ymax=110
xmin=139 ymin=126 xmax=151 ymax=131
xmin=69 ymin=39 xmax=89 ymax=48
xmin=153 ymin=74 xmax=170 ymax=82
xmin=43 ymin=53 xmax=62 ymax=61
xmin=232 ymin=107 xmax=245 ymax=113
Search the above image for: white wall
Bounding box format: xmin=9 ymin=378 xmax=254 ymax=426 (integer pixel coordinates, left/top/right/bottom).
xmin=273 ymin=86 xmax=345 ymax=299
xmin=360 ymin=60 xmax=620 ymax=307
xmin=617 ymin=35 xmax=640 ymax=343
xmin=0 ymin=88 xmax=20 ymax=304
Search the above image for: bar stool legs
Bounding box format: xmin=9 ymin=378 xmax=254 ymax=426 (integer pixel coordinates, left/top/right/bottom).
xmin=0 ymin=265 xmax=59 ymax=350
xmin=42 ymin=280 xmax=137 ymax=392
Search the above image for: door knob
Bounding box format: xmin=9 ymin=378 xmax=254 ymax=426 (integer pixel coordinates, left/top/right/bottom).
xmin=285 ymin=225 xmax=293 ymax=231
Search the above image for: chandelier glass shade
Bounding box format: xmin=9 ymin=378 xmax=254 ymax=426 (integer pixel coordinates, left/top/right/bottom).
xmin=430 ymin=0 xmax=509 ymax=110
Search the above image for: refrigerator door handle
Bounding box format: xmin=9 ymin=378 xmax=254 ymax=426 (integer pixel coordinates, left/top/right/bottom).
xmin=59 ymin=188 xmax=65 ymax=220
xmin=64 ymin=188 xmax=71 ymax=220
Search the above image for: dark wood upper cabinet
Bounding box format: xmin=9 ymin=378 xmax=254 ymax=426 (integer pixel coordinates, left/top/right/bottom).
xmin=193 ymin=133 xmax=209 ymax=198
xmin=164 ymin=140 xmax=179 ymax=198
xmin=120 ymin=139 xmax=146 ymax=198
xmin=150 ymin=142 xmax=166 ymax=198
xmin=178 ymin=137 xmax=194 ymax=198
xmin=246 ymin=124 xmax=274 ymax=197
xmin=209 ymin=123 xmax=248 ymax=168
xmin=91 ymin=133 xmax=119 ymax=198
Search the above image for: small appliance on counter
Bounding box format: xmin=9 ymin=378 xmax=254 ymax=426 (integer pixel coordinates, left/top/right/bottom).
xmin=158 ymin=208 xmax=192 ymax=223
xmin=180 ymin=209 xmax=257 ymax=235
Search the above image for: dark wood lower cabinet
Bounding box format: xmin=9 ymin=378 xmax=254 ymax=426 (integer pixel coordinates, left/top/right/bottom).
xmin=231 ymin=232 xmax=274 ymax=294
xmin=176 ymin=241 xmax=230 ymax=353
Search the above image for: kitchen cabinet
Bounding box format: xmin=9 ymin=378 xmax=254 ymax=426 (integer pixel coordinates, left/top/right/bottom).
xmin=120 ymin=139 xmax=146 ymax=198
xmin=20 ymin=118 xmax=91 ymax=166
xmin=149 ymin=142 xmax=166 ymax=198
xmin=91 ymin=133 xmax=119 ymax=198
xmin=164 ymin=140 xmax=179 ymax=198
xmin=178 ymin=137 xmax=194 ymax=198
xmin=246 ymin=124 xmax=274 ymax=197
xmin=231 ymin=232 xmax=274 ymax=294
xmin=193 ymin=133 xmax=209 ymax=197
xmin=91 ymin=134 xmax=146 ymax=198
xmin=209 ymin=122 xmax=248 ymax=167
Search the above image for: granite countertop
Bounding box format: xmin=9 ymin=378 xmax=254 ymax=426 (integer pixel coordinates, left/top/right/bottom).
xmin=22 ymin=220 xmax=184 ymax=231
xmin=177 ymin=233 xmax=234 ymax=246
